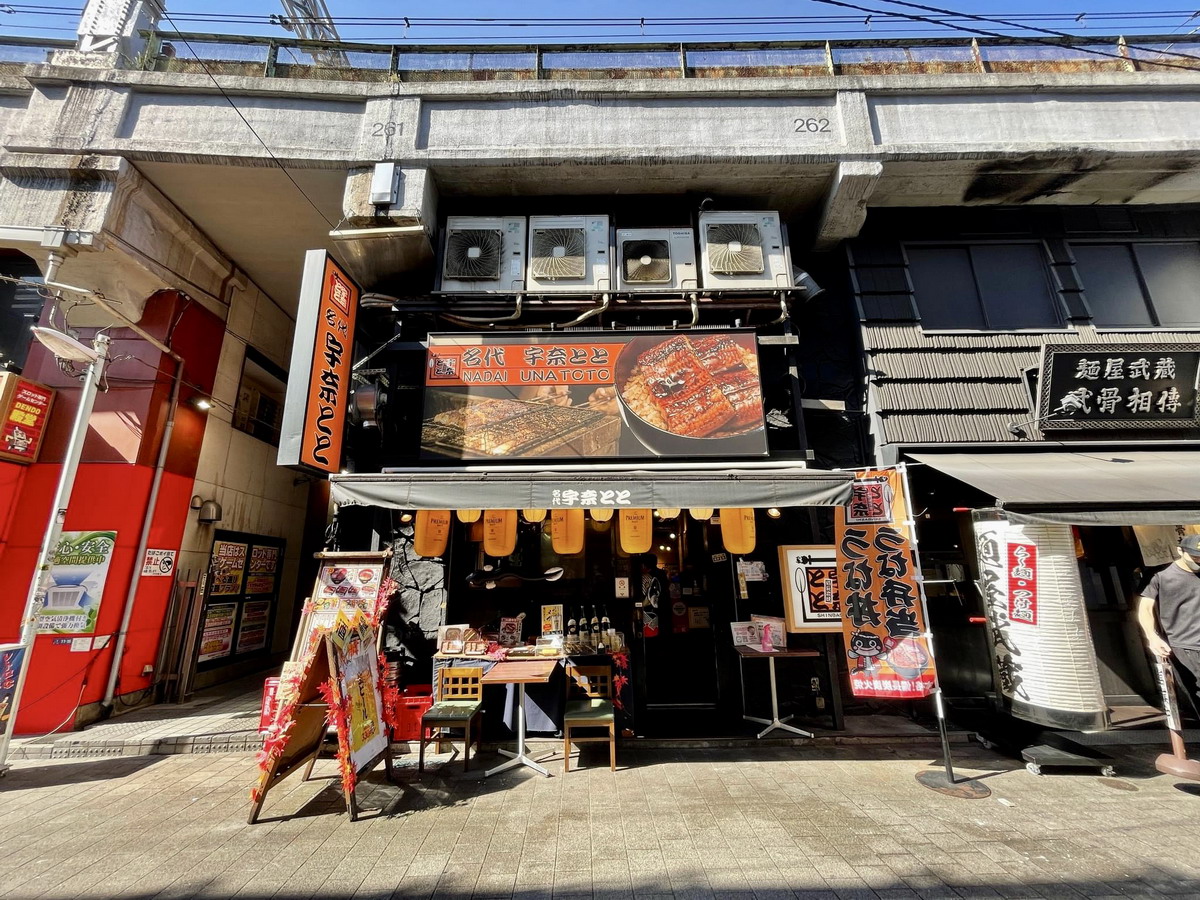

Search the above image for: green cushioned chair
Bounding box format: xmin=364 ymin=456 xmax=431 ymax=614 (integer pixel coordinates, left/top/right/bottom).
xmin=420 ymin=666 xmax=483 ymax=772
xmin=563 ymin=664 xmax=616 ymax=773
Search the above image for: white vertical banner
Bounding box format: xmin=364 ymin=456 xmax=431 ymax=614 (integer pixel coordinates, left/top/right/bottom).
xmin=973 ymin=514 xmax=1107 ymax=731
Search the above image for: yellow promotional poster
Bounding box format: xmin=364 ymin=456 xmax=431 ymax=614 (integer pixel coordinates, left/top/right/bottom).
xmin=835 ymin=469 xmax=935 ymax=699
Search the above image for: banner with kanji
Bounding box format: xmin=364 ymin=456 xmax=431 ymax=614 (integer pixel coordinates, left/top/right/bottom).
xmin=835 ymin=470 xmax=936 ymax=699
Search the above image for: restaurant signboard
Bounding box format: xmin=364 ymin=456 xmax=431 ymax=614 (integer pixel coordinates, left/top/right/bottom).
xmin=1038 ymin=343 xmax=1200 ymax=431
xmin=279 ymin=250 xmax=361 ymax=473
xmin=834 ymin=471 xmax=936 ymax=699
xmin=422 ymin=331 xmax=767 ymax=459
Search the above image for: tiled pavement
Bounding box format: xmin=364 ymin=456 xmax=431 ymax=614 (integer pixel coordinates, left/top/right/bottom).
xmin=2 ymin=739 xmax=1199 ymax=900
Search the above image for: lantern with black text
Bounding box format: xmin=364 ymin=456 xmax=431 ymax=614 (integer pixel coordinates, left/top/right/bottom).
xmin=483 ymin=509 xmax=518 ymax=557
xmin=551 ymin=508 xmax=585 ymax=555
xmin=719 ymin=508 xmax=756 ymax=555
xmin=619 ymin=509 xmax=653 ymax=555
xmin=413 ymin=509 xmax=452 ymax=558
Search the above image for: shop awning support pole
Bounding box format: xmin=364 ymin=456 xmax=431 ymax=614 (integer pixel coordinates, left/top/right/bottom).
xmin=0 ymin=334 xmax=110 ymax=775
xmin=897 ymin=462 xmax=991 ymax=799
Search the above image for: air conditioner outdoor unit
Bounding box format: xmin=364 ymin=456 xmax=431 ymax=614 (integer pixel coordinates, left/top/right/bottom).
xmin=526 ymin=215 xmax=610 ymax=293
xmin=698 ymin=211 xmax=792 ymax=290
xmin=438 ymin=216 xmax=527 ymax=293
xmin=44 ymin=584 xmax=86 ymax=609
xmin=615 ymin=227 xmax=698 ymax=292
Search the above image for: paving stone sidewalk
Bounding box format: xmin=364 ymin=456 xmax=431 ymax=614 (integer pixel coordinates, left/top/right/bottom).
xmin=2 ymin=740 xmax=1199 ymax=900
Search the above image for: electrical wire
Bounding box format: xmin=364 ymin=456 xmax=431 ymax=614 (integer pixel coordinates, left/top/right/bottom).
xmin=143 ymin=0 xmax=338 ymax=231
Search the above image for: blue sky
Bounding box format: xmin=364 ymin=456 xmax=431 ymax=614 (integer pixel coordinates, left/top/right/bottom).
xmin=2 ymin=0 xmax=1197 ymax=44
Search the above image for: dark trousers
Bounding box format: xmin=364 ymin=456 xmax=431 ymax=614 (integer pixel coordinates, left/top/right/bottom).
xmin=1173 ymin=647 xmax=1200 ymax=718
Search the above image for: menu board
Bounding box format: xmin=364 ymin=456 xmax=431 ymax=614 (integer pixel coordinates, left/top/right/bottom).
xmin=423 ymin=331 xmax=767 ymax=460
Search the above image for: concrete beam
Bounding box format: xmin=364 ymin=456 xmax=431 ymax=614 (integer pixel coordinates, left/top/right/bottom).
xmin=812 ymin=161 xmax=883 ymax=251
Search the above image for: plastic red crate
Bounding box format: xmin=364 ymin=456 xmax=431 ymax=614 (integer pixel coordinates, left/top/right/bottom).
xmin=393 ymin=693 xmax=433 ymax=740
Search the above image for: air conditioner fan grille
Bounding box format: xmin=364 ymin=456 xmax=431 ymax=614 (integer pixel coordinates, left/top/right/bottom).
xmin=706 ymin=223 xmax=765 ymax=275
xmin=532 ymin=228 xmax=587 ymax=280
xmin=622 ymin=239 xmax=671 ymax=283
xmin=445 ymin=228 xmax=503 ymax=280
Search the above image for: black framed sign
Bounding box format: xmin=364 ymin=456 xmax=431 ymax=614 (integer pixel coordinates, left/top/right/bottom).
xmin=1037 ymin=343 xmax=1200 ymax=431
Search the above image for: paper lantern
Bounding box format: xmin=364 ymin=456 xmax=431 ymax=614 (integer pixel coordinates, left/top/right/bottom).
xmin=590 ymin=507 xmax=614 ymax=522
xmin=483 ymin=509 xmax=518 ymax=557
xmin=413 ymin=509 xmax=452 ymax=558
xmin=522 ymin=508 xmax=547 ymax=523
xmin=689 ymin=507 xmax=714 ymax=521
xmin=619 ymin=509 xmax=653 ymax=555
xmin=656 ymin=508 xmax=680 ymax=520
xmin=468 ymin=519 xmax=484 ymax=542
xmin=551 ymin=508 xmax=585 ymax=555
xmin=456 ymin=509 xmax=481 ymax=523
xmin=719 ymin=507 xmax=756 ymax=555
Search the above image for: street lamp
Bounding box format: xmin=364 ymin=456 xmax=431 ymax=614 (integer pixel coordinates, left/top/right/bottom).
xmin=0 ymin=328 xmax=110 ymax=774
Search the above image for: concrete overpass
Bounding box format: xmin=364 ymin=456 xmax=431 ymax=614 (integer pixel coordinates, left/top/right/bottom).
xmin=1 ymin=29 xmax=1199 ymax=318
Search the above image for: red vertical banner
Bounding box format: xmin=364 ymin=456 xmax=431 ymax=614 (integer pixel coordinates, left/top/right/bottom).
xmin=835 ymin=470 xmax=936 ymax=699
xmin=1006 ymin=540 xmax=1038 ymax=626
xmin=0 ymin=374 xmax=54 ymax=464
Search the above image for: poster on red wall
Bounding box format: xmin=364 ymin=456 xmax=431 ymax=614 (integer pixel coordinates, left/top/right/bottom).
xmin=0 ymin=373 xmax=54 ymax=465
xmin=36 ymin=530 xmax=118 ymax=635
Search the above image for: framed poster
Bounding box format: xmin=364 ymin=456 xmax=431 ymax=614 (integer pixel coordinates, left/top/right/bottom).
xmin=0 ymin=373 xmax=54 ymax=464
xmin=778 ymin=545 xmax=842 ymax=634
xmin=198 ymin=603 xmax=238 ymax=662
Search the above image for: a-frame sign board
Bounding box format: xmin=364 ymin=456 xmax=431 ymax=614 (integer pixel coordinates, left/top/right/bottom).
xmin=249 ymin=630 xmax=394 ymax=824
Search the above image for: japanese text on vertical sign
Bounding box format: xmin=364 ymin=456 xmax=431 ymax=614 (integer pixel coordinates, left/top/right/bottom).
xmin=300 ymin=257 xmax=359 ymax=472
xmin=975 ymin=525 xmax=1028 ymax=702
xmin=1006 ymin=540 xmax=1038 ymax=626
xmin=0 ymin=374 xmax=54 ymax=464
xmin=835 ymin=471 xmax=935 ymax=700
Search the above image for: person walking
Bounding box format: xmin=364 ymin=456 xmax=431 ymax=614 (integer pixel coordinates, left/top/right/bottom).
xmin=1138 ymin=534 xmax=1200 ymax=715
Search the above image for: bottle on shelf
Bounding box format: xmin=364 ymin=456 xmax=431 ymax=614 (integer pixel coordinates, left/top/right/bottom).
xmin=590 ymin=605 xmax=601 ymax=637
xmin=566 ymin=608 xmax=578 ymax=638
xmin=601 ymin=605 xmax=612 ymax=635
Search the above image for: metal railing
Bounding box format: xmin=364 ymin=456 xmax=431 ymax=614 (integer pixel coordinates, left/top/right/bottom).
xmin=134 ymin=32 xmax=1200 ymax=82
xmin=0 ymin=36 xmax=73 ymax=69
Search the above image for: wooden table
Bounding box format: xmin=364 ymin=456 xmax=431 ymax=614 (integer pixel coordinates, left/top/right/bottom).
xmin=481 ymin=659 xmax=560 ymax=777
xmin=735 ymin=645 xmax=820 ymax=739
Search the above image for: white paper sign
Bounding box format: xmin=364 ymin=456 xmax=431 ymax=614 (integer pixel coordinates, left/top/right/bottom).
xmin=142 ymin=549 xmax=177 ymax=577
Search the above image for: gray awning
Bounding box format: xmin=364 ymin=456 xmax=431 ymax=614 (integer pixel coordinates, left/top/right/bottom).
xmin=909 ymin=450 xmax=1200 ymax=526
xmin=330 ymin=463 xmax=854 ymax=511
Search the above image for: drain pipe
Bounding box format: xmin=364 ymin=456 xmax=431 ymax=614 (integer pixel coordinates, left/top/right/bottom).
xmin=41 ymin=253 xmax=187 ymax=714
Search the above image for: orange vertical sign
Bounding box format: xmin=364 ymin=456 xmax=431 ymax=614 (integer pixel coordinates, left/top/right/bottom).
xmin=834 ymin=470 xmax=935 ymax=699
xmin=281 ymin=251 xmax=360 ymax=473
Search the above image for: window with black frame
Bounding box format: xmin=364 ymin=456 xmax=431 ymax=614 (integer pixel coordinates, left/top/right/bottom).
xmin=233 ymin=346 xmax=287 ymax=446
xmin=1070 ymin=241 xmax=1200 ymax=329
xmin=905 ymin=243 xmax=1064 ymax=331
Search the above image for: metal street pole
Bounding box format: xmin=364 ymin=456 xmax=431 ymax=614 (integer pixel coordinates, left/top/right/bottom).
xmin=0 ymin=332 xmax=110 ymax=774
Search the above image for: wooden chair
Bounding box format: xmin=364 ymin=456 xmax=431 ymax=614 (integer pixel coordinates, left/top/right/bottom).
xmin=419 ymin=666 xmax=483 ymax=772
xmin=563 ymin=664 xmax=616 ymax=772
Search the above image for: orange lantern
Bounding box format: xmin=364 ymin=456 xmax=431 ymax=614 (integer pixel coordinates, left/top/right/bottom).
xmin=456 ymin=508 xmax=482 ymax=523
xmin=522 ymin=508 xmax=547 ymax=523
xmin=483 ymin=509 xmax=518 ymax=557
xmin=469 ymin=519 xmax=484 ymax=542
xmin=719 ymin=507 xmax=756 ymax=555
xmin=550 ymin=508 xmax=585 ymax=555
xmin=413 ymin=509 xmax=452 ymax=558
xmin=655 ymin=508 xmax=680 ymax=520
xmin=590 ymin=507 xmax=614 ymax=522
xmin=618 ymin=508 xmax=654 ymax=555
